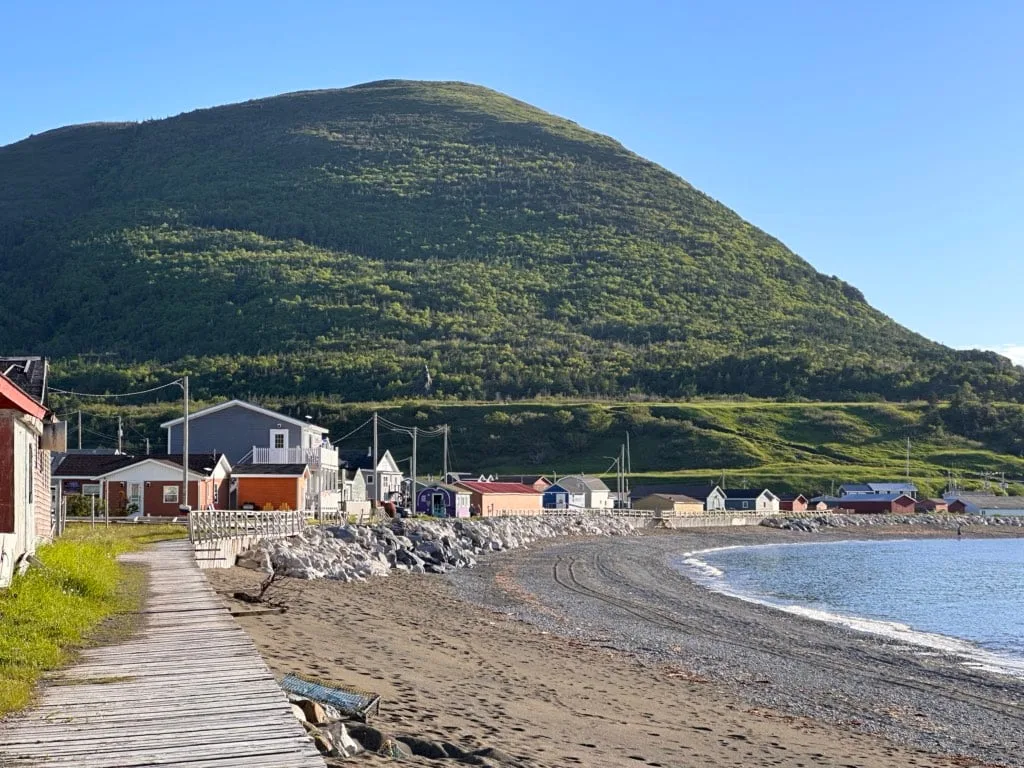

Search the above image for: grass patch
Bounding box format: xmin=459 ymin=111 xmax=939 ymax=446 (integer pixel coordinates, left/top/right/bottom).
xmin=0 ymin=523 xmax=185 ymax=716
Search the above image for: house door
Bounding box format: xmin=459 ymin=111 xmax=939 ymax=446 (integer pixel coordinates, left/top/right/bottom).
xmin=431 ymin=492 xmax=445 ymax=517
xmin=269 ymin=429 xmax=289 ymax=462
xmin=128 ymin=483 xmax=143 ymax=515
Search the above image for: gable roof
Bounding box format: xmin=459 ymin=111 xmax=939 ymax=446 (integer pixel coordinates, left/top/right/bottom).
xmin=54 ymin=453 xmax=139 ymax=477
xmin=455 ymin=481 xmax=539 ymax=495
xmin=723 ymin=488 xmax=772 ymax=500
xmin=630 ymin=484 xmax=721 ymax=501
xmin=231 ymin=463 xmax=309 ymax=477
xmin=0 ymin=357 xmax=47 ymax=403
xmin=556 ymin=475 xmax=611 ymax=493
xmin=645 ymin=493 xmax=702 ymax=503
xmin=945 ymin=494 xmax=1024 ymax=510
xmin=778 ymin=493 xmax=808 ymax=502
xmin=160 ymin=399 xmax=328 ymax=433
xmin=54 ymin=452 xmax=228 ymax=479
xmin=339 ymin=448 xmax=400 ymax=473
xmin=494 ymin=475 xmax=550 ymax=485
xmin=0 ymin=372 xmax=49 ymax=420
xmin=814 ymin=493 xmax=917 ymax=504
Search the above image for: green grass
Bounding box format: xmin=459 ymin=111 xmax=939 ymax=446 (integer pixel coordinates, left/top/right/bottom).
xmin=0 ymin=523 xmax=185 ymax=716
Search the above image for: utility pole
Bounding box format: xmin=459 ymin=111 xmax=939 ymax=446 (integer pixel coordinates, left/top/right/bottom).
xmin=372 ymin=411 xmax=379 ymax=506
xmin=626 ymin=432 xmax=632 ymax=476
xmin=117 ymin=415 xmax=123 ymax=454
xmin=145 ymin=438 xmax=150 ymax=455
xmin=182 ymin=376 xmax=190 ymax=511
xmin=442 ymin=425 xmax=449 ymax=481
xmin=906 ymin=436 xmax=911 ymax=481
xmin=77 ymin=410 xmax=82 ymax=450
xmin=411 ymin=426 xmax=418 ymax=504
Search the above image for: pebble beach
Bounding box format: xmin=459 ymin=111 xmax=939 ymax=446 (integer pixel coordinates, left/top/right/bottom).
xmin=209 ymin=522 xmax=1024 ymax=767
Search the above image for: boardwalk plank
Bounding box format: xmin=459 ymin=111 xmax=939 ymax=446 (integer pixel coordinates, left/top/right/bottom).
xmin=0 ymin=540 xmax=325 ymax=768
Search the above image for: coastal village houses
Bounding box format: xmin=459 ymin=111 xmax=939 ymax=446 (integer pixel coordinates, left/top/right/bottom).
xmin=161 ymin=400 xmax=341 ymax=516
xmin=629 ymin=484 xmax=727 ymax=513
xmin=339 ymin=448 xmax=404 ymax=504
xmin=52 ymin=453 xmax=231 ymax=515
xmin=0 ymin=357 xmax=64 ymax=588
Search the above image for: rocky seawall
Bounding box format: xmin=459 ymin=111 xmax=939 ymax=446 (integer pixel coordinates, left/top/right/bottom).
xmin=762 ymin=513 xmax=1024 ymax=532
xmin=237 ymin=515 xmax=645 ymax=581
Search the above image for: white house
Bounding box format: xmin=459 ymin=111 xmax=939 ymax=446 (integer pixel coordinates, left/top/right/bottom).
xmin=555 ymin=475 xmax=613 ymax=510
xmin=339 ymin=448 xmax=404 ymax=503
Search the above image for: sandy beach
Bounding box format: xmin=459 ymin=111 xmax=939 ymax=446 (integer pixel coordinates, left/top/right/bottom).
xmin=208 ymin=525 xmax=1024 ymax=767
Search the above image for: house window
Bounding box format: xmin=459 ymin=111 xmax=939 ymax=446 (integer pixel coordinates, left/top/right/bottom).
xmin=163 ymin=485 xmax=179 ymax=504
xmin=214 ymin=485 xmax=220 ymax=505
xmin=367 ymin=475 xmax=374 ymax=484
xmin=274 ymin=433 xmax=286 ymax=449
xmin=742 ymin=501 xmax=749 ymax=509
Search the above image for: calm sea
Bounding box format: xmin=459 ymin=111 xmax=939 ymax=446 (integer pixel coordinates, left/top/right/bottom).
xmin=677 ymin=537 xmax=1024 ymax=677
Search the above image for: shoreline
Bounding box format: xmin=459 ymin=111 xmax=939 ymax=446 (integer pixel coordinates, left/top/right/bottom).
xmin=209 ymin=524 xmax=1024 ymax=767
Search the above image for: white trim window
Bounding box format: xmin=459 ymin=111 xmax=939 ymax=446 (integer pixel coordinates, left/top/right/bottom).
xmin=163 ymin=485 xmax=179 ymax=504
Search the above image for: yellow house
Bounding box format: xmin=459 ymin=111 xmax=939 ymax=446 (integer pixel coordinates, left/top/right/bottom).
xmin=633 ymin=493 xmax=704 ymax=517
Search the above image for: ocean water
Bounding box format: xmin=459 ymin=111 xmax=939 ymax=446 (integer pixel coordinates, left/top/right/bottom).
xmin=678 ymin=538 xmax=1024 ymax=676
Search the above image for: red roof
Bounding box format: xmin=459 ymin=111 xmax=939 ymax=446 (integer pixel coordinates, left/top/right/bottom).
xmin=456 ymin=481 xmax=539 ymax=495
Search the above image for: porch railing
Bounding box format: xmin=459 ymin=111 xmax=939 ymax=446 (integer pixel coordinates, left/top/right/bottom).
xmin=188 ymin=509 xmax=306 ymax=545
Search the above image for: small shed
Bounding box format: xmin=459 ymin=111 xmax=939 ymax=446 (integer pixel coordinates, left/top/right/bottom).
xmin=542 ymin=483 xmax=571 ymax=510
xmin=415 ymin=484 xmax=470 ymax=518
xmin=231 ymin=464 xmax=310 ymax=512
xmin=779 ymin=494 xmax=808 ymax=513
xmin=453 ymin=481 xmax=543 ymax=517
xmin=916 ymin=498 xmax=949 ymax=513
xmin=633 ymin=493 xmax=704 ymax=517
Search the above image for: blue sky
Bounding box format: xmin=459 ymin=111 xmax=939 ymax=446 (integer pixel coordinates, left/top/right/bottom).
xmin=3 ymin=1 xmax=1022 ymax=361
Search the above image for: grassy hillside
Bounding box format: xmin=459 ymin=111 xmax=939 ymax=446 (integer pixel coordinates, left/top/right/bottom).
xmin=64 ymin=397 xmax=1024 ymax=499
xmin=2 ymin=80 xmax=1020 ymax=402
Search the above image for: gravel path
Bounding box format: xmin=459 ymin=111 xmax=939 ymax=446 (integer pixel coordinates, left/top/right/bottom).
xmin=450 ymin=526 xmax=1024 ymax=767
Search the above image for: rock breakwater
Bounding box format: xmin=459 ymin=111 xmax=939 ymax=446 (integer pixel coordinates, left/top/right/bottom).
xmin=238 ymin=515 xmax=644 ymax=581
xmin=762 ymin=514 xmax=1024 ymax=533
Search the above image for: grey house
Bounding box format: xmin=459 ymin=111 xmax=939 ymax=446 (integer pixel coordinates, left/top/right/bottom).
xmin=161 ymin=399 xmax=340 ymax=514
xmin=723 ymin=488 xmax=780 ymax=513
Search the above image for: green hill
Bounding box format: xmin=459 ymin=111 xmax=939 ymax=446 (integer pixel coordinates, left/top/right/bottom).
xmin=71 ymin=397 xmax=1024 ymax=498
xmin=1 ymin=80 xmax=1019 ymax=401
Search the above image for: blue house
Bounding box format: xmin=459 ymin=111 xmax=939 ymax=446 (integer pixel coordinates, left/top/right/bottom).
xmin=415 ymin=484 xmax=470 ymax=518
xmin=542 ymin=483 xmax=571 ymax=510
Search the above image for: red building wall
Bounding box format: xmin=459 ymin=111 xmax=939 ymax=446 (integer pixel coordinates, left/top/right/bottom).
xmin=0 ymin=418 xmax=13 ymax=533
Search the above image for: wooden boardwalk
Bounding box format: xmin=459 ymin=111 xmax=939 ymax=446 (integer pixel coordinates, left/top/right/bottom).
xmin=0 ymin=540 xmax=325 ymax=768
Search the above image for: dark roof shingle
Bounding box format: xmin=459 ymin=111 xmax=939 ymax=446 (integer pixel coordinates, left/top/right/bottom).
xmin=0 ymin=357 xmax=47 ymax=403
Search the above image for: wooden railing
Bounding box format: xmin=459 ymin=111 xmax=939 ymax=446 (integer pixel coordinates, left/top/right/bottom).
xmin=252 ymin=445 xmax=339 ymax=468
xmin=188 ymin=509 xmax=306 ymax=544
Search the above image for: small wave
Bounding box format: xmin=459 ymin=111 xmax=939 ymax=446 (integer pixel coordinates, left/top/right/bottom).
xmin=673 ymin=542 xmax=1024 ymax=680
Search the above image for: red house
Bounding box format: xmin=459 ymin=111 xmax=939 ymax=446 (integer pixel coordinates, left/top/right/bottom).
xmin=779 ymin=494 xmax=809 ymax=512
xmin=0 ymin=358 xmax=64 ymax=588
xmin=822 ymin=493 xmax=917 ymax=514
xmin=53 ymin=453 xmax=231 ymax=516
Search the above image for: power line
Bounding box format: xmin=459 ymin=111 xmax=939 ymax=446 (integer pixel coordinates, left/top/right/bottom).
xmin=49 ymin=380 xmax=184 ymax=398
xmin=330 ymin=417 xmax=374 ymax=446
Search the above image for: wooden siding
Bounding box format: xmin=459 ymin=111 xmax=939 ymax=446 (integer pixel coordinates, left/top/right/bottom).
xmin=236 ymin=476 xmax=304 ymax=511
xmin=0 ymin=416 xmax=13 ymax=533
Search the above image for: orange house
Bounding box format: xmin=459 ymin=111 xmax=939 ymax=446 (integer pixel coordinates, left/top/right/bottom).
xmin=232 ymin=464 xmax=310 ymax=511
xmin=454 ymin=481 xmax=544 ymax=517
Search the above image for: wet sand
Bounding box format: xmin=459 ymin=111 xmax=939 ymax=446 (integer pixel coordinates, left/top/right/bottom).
xmin=208 ymin=525 xmax=1023 ymax=767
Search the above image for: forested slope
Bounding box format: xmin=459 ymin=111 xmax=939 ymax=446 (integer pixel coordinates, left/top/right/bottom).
xmin=1 ymin=80 xmax=1018 ymax=400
